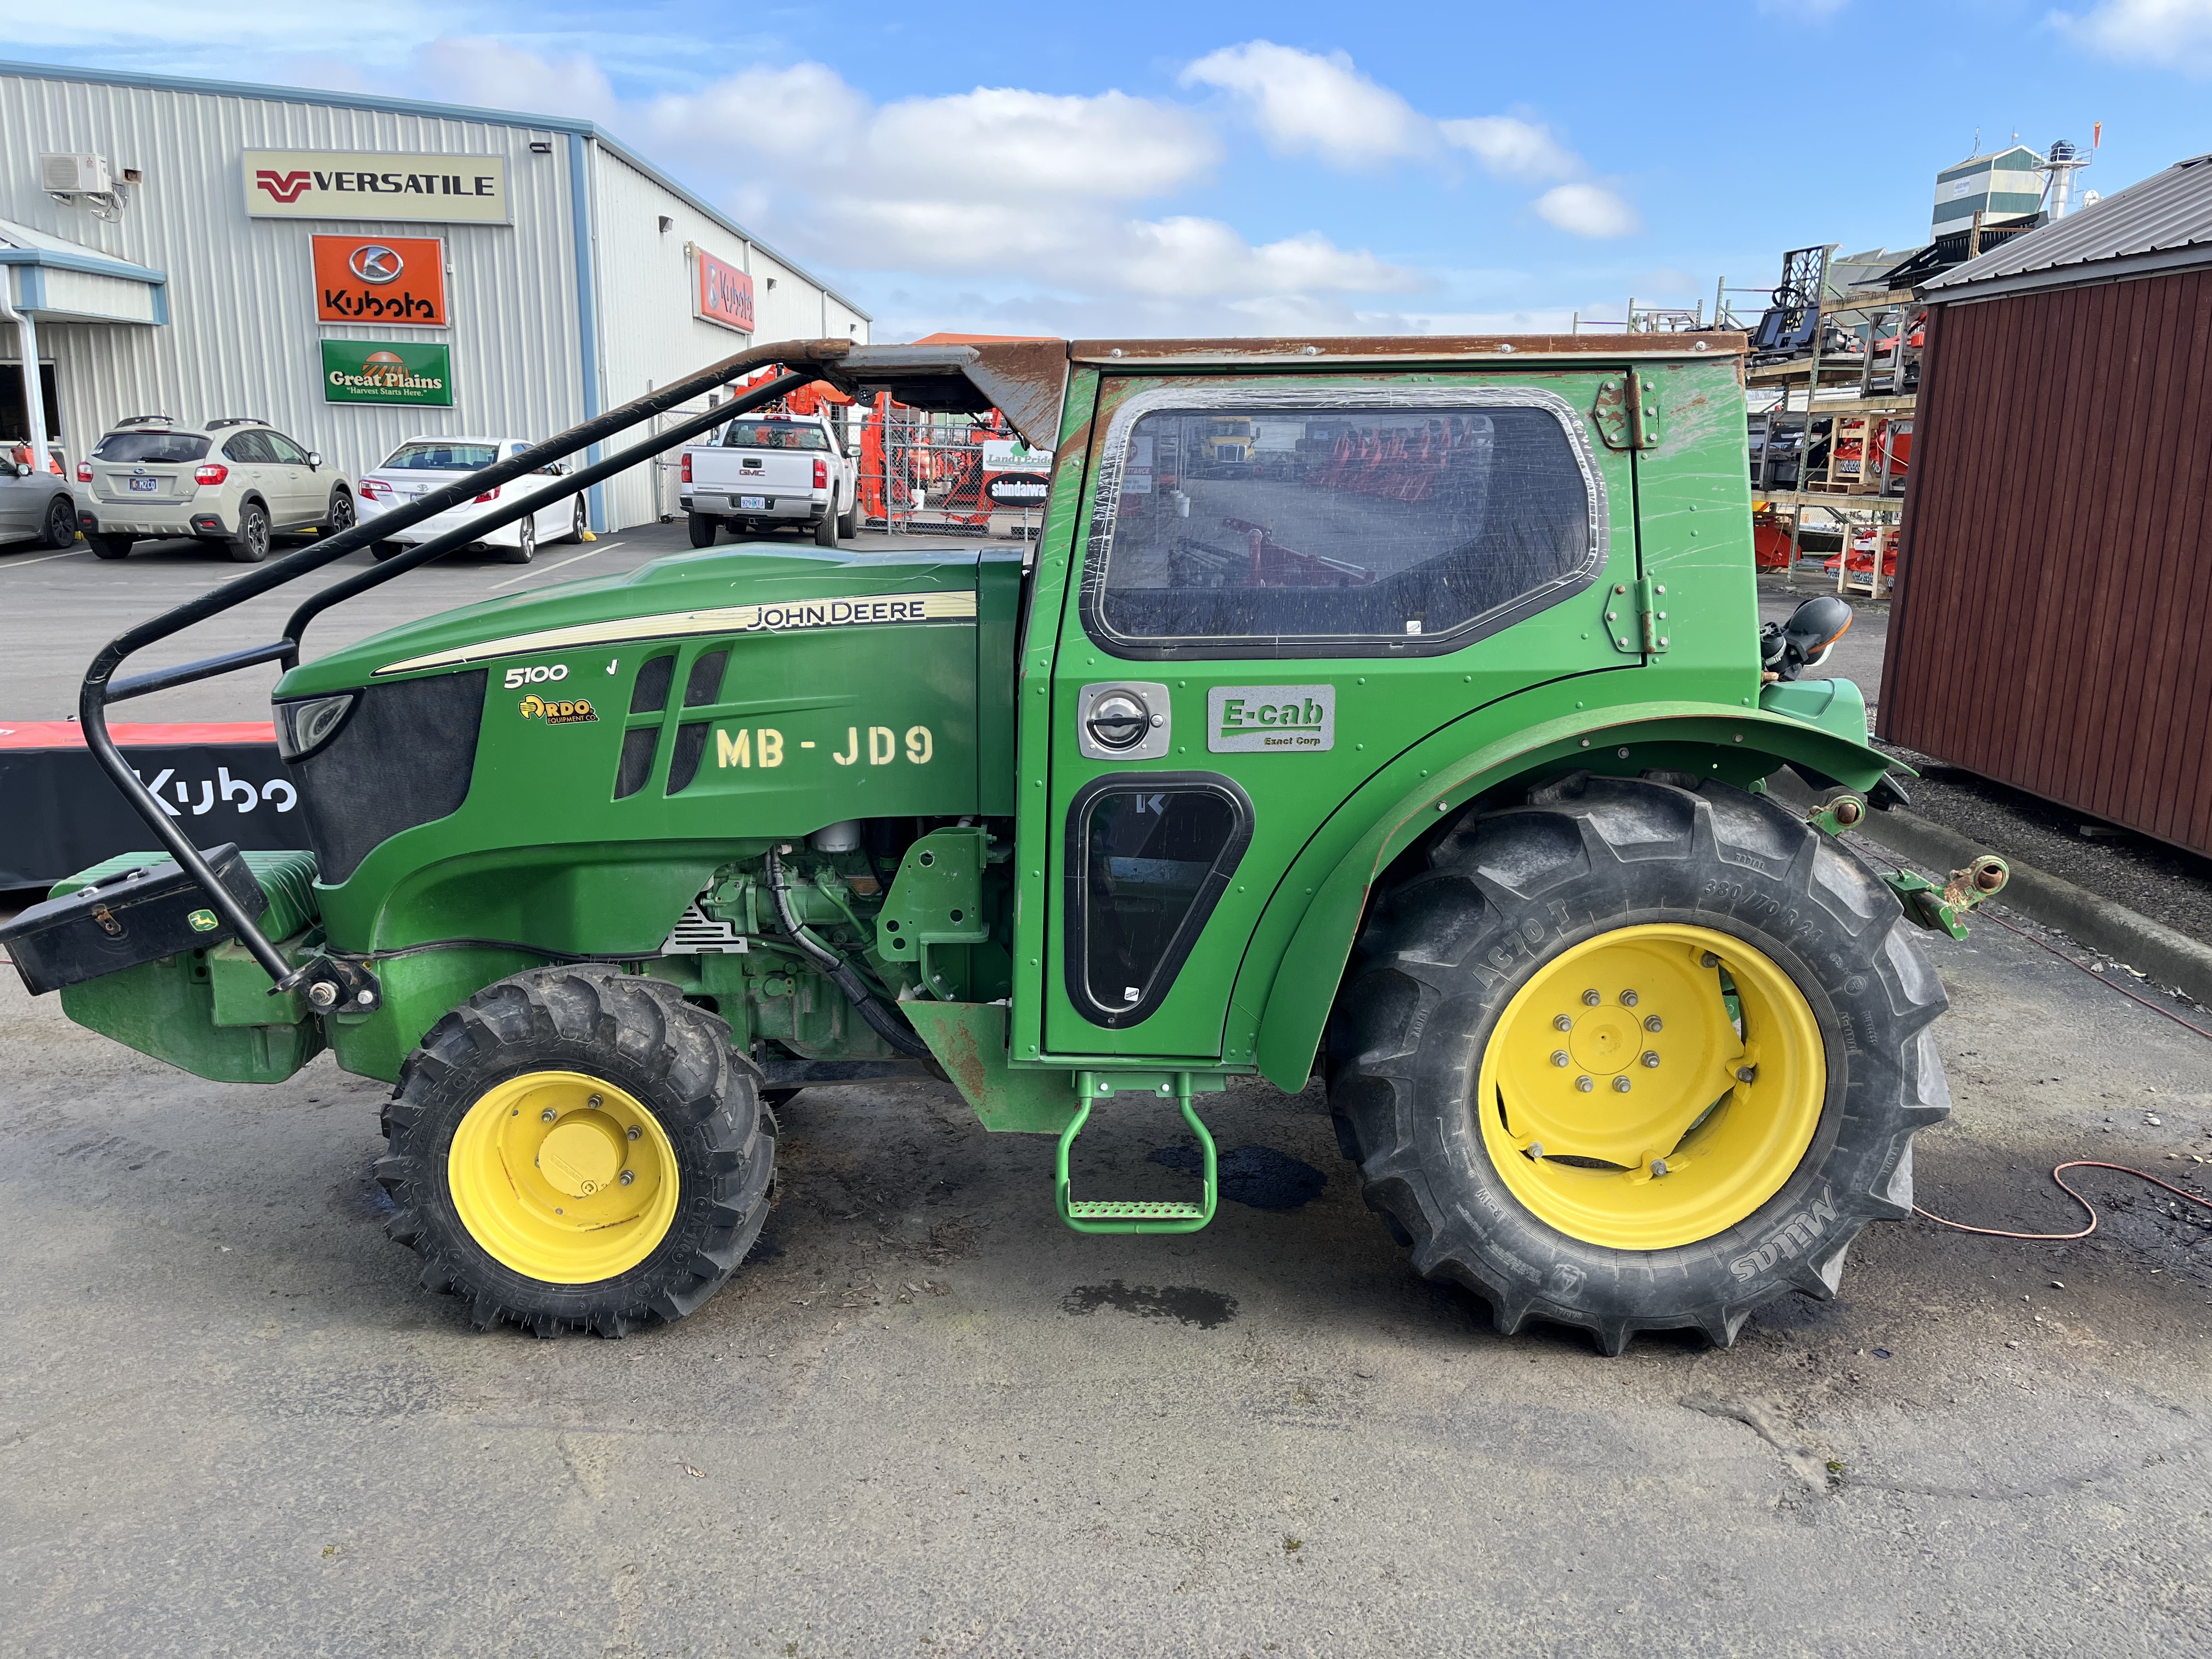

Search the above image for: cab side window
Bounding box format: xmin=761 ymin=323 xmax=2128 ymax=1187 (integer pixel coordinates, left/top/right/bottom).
xmin=1085 ymin=397 xmax=1603 ymax=658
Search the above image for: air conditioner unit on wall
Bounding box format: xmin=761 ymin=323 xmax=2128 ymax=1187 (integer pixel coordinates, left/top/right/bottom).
xmin=41 ymin=153 xmax=113 ymax=195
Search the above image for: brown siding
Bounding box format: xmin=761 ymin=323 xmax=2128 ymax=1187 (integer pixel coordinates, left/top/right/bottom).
xmin=1881 ymin=266 xmax=2212 ymax=857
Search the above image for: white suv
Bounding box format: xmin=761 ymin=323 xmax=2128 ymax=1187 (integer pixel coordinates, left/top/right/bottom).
xmin=78 ymin=416 xmax=355 ymax=563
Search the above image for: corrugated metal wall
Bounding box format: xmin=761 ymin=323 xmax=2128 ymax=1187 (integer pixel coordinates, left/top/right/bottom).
xmin=0 ymin=70 xmax=585 ymax=493
xmin=1880 ymin=269 xmax=2212 ymax=856
xmin=589 ymin=145 xmax=869 ymax=529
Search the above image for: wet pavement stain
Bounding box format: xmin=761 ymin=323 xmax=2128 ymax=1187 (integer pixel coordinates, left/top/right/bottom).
xmin=1150 ymin=1143 xmax=1327 ymax=1211
xmin=1060 ymin=1279 xmax=1239 ymax=1329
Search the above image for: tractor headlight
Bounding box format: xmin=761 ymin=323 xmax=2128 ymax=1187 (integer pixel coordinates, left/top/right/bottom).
xmin=274 ymin=691 xmax=359 ymax=762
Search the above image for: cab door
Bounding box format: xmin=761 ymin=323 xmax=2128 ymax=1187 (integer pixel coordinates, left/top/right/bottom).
xmin=1037 ymin=371 xmax=1640 ymax=1062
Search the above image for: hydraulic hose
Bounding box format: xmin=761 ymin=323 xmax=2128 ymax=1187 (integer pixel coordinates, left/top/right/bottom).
xmin=765 ymin=846 xmax=935 ymax=1060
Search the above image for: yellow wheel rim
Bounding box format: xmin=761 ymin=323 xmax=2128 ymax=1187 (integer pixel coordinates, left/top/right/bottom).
xmin=1475 ymin=923 xmax=1826 ymax=1251
xmin=447 ymin=1070 xmax=679 ymax=1285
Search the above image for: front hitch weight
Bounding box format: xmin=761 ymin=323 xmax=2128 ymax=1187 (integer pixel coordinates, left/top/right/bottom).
xmin=286 ymin=956 xmax=385 ymax=1014
xmin=1882 ymin=855 xmax=2009 ymax=940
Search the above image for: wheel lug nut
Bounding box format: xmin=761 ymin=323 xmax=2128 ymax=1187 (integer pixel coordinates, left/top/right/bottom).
xmin=1613 ymin=1076 xmax=1633 ymax=1093
xmin=1525 ymin=1142 xmax=1545 ymax=1160
xmin=1641 ymin=1051 xmax=1661 ymax=1068
xmin=540 ymin=1108 xmax=558 ymax=1122
xmin=1644 ymin=1015 xmax=1663 ymax=1032
xmin=587 ymin=1094 xmax=603 ymax=1109
xmin=1736 ymin=1065 xmax=1757 ymax=1084
xmin=1701 ymin=952 xmax=1720 ymax=968
xmin=1651 ymin=1158 xmax=1669 ymax=1177
xmin=1620 ymin=989 xmax=1639 ymax=1007
xmin=1551 ymin=1050 xmax=1571 ymax=1068
xmin=619 ymin=1169 xmax=635 ymax=1186
xmin=1554 ymin=1014 xmax=1573 ymax=1031
xmin=1581 ymin=989 xmax=1601 ymax=1006
xmin=1576 ymin=1075 xmax=1595 ymax=1093
xmin=626 ymin=1125 xmax=642 ymax=1141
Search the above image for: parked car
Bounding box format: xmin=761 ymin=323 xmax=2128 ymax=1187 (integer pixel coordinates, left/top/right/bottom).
xmin=356 ymin=436 xmax=587 ymax=565
xmin=76 ymin=415 xmax=353 ymax=563
xmin=680 ymin=410 xmax=855 ymax=548
xmin=1 ymin=441 xmax=78 ymax=550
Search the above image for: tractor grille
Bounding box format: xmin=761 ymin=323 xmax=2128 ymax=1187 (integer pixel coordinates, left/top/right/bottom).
xmin=287 ymin=670 xmax=486 ymax=884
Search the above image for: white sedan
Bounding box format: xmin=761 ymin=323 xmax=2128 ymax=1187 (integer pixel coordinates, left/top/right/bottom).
xmin=356 ymin=436 xmax=586 ymax=565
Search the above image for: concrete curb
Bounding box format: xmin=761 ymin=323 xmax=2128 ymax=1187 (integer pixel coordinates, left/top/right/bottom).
xmin=1815 ymin=793 xmax=2212 ymax=1010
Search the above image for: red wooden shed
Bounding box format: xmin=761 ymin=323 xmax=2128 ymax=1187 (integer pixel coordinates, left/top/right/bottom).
xmin=1880 ymin=154 xmax=2212 ymax=857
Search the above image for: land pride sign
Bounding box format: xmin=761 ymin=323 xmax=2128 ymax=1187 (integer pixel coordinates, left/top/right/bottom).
xmin=245 ymin=151 xmax=510 ymax=223
xmin=321 ymin=340 xmax=454 ymax=406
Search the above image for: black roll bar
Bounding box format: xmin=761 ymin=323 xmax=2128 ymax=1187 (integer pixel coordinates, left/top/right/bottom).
xmin=76 ymin=338 xmax=853 ymax=1012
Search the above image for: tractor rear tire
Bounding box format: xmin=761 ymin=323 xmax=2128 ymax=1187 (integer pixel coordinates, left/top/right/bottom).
xmin=1327 ymin=772 xmax=1949 ymax=1355
xmin=375 ymin=965 xmax=775 ymax=1337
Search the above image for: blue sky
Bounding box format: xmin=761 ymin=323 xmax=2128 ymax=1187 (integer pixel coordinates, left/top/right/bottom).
xmin=20 ymin=0 xmax=2211 ymax=337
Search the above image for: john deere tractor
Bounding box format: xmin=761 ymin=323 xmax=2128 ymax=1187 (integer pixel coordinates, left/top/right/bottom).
xmin=4 ymin=334 xmax=2000 ymax=1352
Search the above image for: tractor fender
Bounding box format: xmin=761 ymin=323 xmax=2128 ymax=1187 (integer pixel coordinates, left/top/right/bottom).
xmin=1239 ymin=693 xmax=1899 ymax=1090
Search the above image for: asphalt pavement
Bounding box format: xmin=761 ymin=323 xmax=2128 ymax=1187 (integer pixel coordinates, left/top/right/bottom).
xmin=1 ymin=535 xmax=2207 ymax=1656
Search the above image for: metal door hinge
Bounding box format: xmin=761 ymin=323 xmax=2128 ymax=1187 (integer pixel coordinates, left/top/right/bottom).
xmin=1593 ymin=374 xmax=1662 ymax=450
xmin=1601 ymin=577 xmax=1670 ymax=654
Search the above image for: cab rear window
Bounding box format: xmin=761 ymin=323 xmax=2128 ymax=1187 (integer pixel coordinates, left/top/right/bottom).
xmin=92 ymin=432 xmax=208 ymax=464
xmin=720 ymin=420 xmax=828 ymax=451
xmin=382 ymin=442 xmax=499 ymax=471
xmin=1086 ymin=395 xmax=1603 ymax=658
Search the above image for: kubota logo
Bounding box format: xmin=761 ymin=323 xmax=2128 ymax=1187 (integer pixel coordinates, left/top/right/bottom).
xmin=347 ymin=244 xmax=404 ymax=283
xmin=254 ymin=170 xmax=313 ymax=203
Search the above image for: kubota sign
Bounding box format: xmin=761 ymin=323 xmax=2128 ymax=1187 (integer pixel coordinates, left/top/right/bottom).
xmin=311 ymin=235 xmax=450 ymax=325
xmin=242 ymin=150 xmax=510 ymax=224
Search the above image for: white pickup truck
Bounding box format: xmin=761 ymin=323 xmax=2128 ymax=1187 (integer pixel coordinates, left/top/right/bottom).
xmin=680 ymin=410 xmax=856 ymax=548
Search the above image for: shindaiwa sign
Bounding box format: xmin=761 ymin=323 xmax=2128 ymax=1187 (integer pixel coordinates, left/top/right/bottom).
xmin=244 ymin=151 xmax=510 ymax=224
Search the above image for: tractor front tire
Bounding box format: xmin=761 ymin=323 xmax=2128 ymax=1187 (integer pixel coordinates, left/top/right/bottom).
xmin=1328 ymin=773 xmax=1949 ymax=1355
xmin=376 ymin=966 xmax=775 ymax=1336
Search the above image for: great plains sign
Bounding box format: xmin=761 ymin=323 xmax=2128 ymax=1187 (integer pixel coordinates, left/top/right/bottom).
xmin=244 ymin=151 xmax=510 ymax=224
xmin=321 ymin=340 xmax=454 ymax=407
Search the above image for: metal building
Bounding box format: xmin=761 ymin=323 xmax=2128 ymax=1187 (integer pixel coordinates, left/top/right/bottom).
xmin=1931 ymin=144 xmax=2046 ymax=238
xmin=1882 ymin=153 xmax=2212 ymax=857
xmin=0 ymin=61 xmax=870 ymax=532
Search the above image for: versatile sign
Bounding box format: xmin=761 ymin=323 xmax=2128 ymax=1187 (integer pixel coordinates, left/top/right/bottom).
xmin=244 ymin=150 xmax=510 ymax=223
xmin=1208 ymin=685 xmax=1336 ymax=753
xmin=375 ymin=590 xmax=979 ymax=675
xmin=311 ymin=234 xmax=449 ymax=325
xmin=321 ymin=340 xmax=454 ymax=407
xmin=695 ymin=250 xmax=755 ymax=334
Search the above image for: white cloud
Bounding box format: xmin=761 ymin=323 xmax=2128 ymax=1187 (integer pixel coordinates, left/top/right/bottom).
xmin=1183 ymin=41 xmax=1636 ymax=235
xmin=409 ymin=36 xmax=620 ymax=125
xmin=1534 ymin=182 xmax=1642 ymax=238
xmin=1181 ymin=41 xmax=1430 ymax=167
xmin=1437 ymin=116 xmax=1580 ymax=183
xmin=2050 ymin=0 xmax=2212 ymax=71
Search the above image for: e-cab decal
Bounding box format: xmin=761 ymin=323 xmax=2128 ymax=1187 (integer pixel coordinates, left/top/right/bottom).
xmin=1207 ymin=685 xmax=1334 ymax=752
xmin=520 ymin=693 xmax=597 ymax=725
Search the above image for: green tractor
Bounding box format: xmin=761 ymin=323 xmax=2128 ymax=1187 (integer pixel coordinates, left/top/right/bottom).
xmin=4 ymin=334 xmax=2000 ymax=1352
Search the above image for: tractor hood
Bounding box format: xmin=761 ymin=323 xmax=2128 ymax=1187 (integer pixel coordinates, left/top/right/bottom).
xmin=275 ymin=546 xmax=989 ymax=698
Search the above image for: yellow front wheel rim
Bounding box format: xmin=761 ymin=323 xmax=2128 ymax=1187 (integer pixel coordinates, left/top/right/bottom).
xmin=448 ymin=1070 xmax=679 ymax=1285
xmin=1476 ymin=923 xmax=1826 ymax=1251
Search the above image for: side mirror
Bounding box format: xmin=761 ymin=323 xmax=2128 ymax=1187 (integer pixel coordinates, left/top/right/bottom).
xmin=12 ymin=461 xmax=32 ymax=478
xmin=845 ymin=443 xmax=861 ymax=459
xmin=307 ymin=451 xmax=323 ymax=470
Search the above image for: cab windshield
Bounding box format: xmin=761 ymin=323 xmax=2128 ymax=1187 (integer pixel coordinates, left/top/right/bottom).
xmin=720 ymin=421 xmax=828 ymax=451
xmin=381 ymin=442 xmax=500 ymax=471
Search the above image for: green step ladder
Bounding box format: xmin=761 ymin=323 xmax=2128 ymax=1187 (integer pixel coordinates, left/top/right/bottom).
xmin=1056 ymin=1071 xmax=1221 ymax=1234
